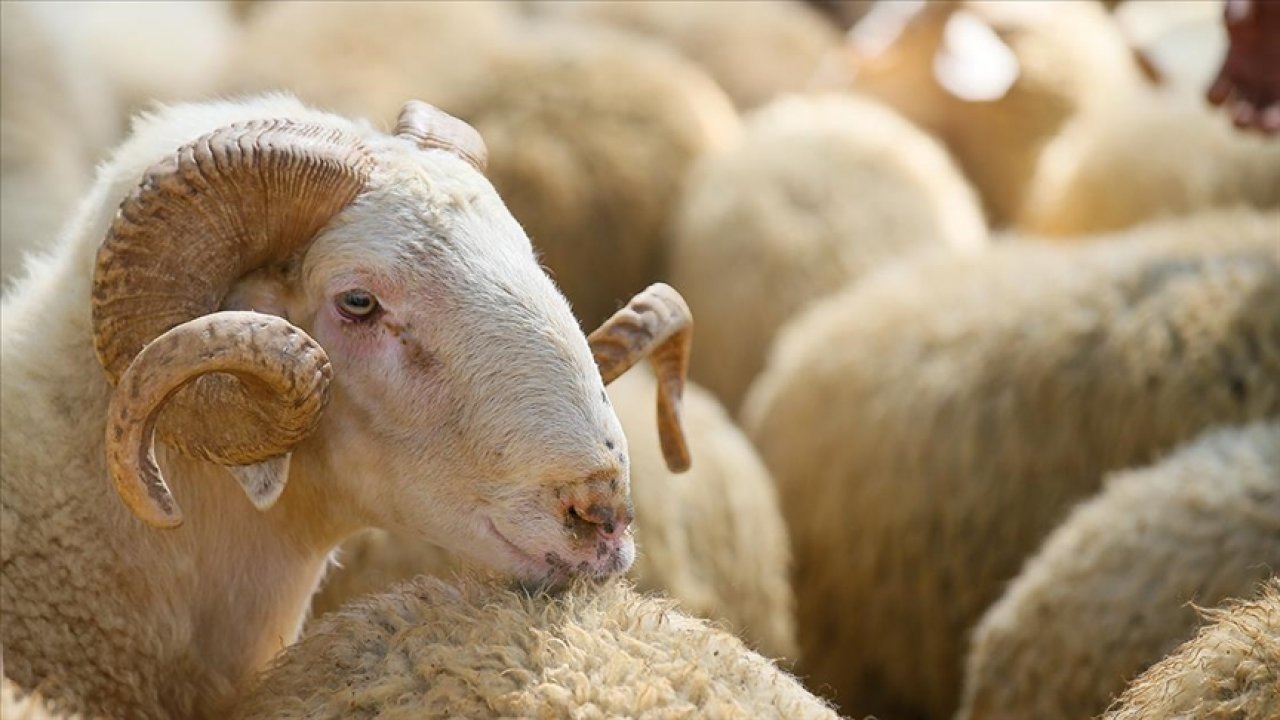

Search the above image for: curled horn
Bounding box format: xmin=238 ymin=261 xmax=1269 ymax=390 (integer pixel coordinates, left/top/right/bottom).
xmin=588 ymin=284 xmax=693 ymax=473
xmin=395 ymin=99 xmax=488 ymax=172
xmin=93 ymin=119 xmax=374 ymax=527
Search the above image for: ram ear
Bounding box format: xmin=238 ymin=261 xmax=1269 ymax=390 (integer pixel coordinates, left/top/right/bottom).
xmin=225 ymin=454 xmax=292 ymax=511
xmin=932 ymin=9 xmax=1020 ymax=102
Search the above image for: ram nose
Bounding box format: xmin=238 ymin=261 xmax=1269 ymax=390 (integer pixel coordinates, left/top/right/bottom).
xmin=566 ymin=501 xmax=633 ymax=541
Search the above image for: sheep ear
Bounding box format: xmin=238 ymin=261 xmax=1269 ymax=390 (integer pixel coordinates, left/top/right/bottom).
xmin=932 ymin=9 xmax=1020 ymax=102
xmin=225 ymin=454 xmax=292 ymax=511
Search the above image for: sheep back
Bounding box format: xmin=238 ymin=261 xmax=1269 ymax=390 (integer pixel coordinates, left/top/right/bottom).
xmin=742 ymin=209 xmax=1280 ymax=720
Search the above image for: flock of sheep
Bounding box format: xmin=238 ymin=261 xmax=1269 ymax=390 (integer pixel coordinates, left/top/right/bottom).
xmin=1 ymin=1 xmax=1277 ymax=719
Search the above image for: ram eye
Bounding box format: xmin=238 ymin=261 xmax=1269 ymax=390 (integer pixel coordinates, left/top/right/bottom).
xmin=336 ymin=290 xmax=380 ymax=321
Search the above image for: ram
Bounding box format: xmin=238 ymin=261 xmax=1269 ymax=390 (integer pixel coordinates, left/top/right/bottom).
xmin=959 ymin=421 xmax=1280 ymax=720
xmin=235 ymin=577 xmax=837 ymax=719
xmin=742 ymin=209 xmax=1280 ymax=720
xmin=1104 ymin=579 xmax=1280 ymax=720
xmin=670 ymin=92 xmax=986 ymax=411
xmin=313 ymin=366 xmax=797 ymax=660
xmin=0 ymin=94 xmax=692 ymax=719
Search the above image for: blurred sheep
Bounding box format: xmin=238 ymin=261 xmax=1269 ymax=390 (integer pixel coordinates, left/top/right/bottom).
xmin=537 ymin=0 xmax=842 ymax=109
xmin=1104 ymin=579 xmax=1280 ymax=720
xmin=236 ymin=578 xmax=838 ymax=719
xmin=959 ymin=421 xmax=1280 ymax=720
xmin=1018 ymin=98 xmax=1280 ymax=236
xmin=837 ymin=0 xmax=1148 ymax=225
xmin=742 ymin=209 xmax=1280 ymax=719
xmin=0 ymin=2 xmax=117 ymax=284
xmin=312 ymin=367 xmax=798 ymax=660
xmin=670 ymin=92 xmax=987 ymax=411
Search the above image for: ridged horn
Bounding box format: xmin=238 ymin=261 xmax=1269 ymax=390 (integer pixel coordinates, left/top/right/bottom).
xmin=106 ymin=313 xmax=332 ymax=528
xmin=92 ymin=119 xmax=373 ymax=524
xmin=588 ymin=284 xmax=693 ymax=473
xmin=395 ymin=99 xmax=488 ymax=172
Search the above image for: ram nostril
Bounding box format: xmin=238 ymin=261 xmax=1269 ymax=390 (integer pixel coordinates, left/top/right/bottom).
xmin=566 ymin=502 xmax=631 ymax=541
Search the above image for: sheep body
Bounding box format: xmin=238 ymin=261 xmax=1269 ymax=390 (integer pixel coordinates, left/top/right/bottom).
xmin=843 ymin=0 xmax=1146 ymax=225
xmin=959 ymin=421 xmax=1280 ymax=720
xmin=1104 ymin=579 xmax=1280 ymax=720
xmin=1019 ymin=99 xmax=1280 ymax=236
xmin=742 ymin=209 xmax=1280 ymax=720
xmin=671 ymin=92 xmax=987 ymax=411
xmin=236 ymin=577 xmax=837 ymax=719
xmin=536 ymin=0 xmax=841 ymax=109
xmin=313 ymin=367 xmax=798 ymax=659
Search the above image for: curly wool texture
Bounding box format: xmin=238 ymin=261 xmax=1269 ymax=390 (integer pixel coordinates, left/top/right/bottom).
xmin=1019 ymin=99 xmax=1280 ymax=237
xmin=670 ymin=93 xmax=987 ymax=411
xmin=235 ymin=578 xmax=837 ymax=720
xmin=1105 ymin=579 xmax=1280 ymax=720
xmin=741 ymin=209 xmax=1280 ymax=720
xmin=436 ymin=23 xmax=740 ymax=328
xmin=959 ymin=421 xmax=1280 ymax=720
xmin=536 ymin=0 xmax=841 ymax=109
xmin=846 ymin=0 xmax=1145 ymax=225
xmin=312 ymin=367 xmax=798 ymax=660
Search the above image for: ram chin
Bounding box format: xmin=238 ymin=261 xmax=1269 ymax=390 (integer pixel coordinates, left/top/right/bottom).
xmin=481 ymin=517 xmax=636 ymax=590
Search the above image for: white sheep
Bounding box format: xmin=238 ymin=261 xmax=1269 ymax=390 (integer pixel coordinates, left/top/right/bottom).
xmin=1018 ymin=98 xmax=1280 ymax=237
xmin=0 ymin=2 xmax=118 ymax=284
xmin=836 ymin=0 xmax=1148 ymax=225
xmin=25 ymin=1 xmax=240 ymax=124
xmin=0 ymin=94 xmax=694 ymax=718
xmin=235 ymin=577 xmax=838 ymax=719
xmin=534 ymin=0 xmax=842 ymax=109
xmin=313 ymin=366 xmax=798 ymax=660
xmin=958 ymin=420 xmax=1280 ymax=720
xmin=2 ymin=676 xmax=77 ymax=720
xmin=741 ymin=209 xmax=1280 ymax=720
xmin=1102 ymin=579 xmax=1279 ymax=720
xmin=670 ymin=92 xmax=987 ymax=411
xmin=226 ymin=5 xmax=740 ymax=330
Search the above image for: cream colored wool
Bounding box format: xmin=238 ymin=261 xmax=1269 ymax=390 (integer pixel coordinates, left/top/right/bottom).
xmin=959 ymin=421 xmax=1280 ymax=720
xmin=312 ymin=367 xmax=798 ymax=660
xmin=227 ymin=7 xmax=739 ymax=329
xmin=2 ymin=678 xmax=79 ymax=720
xmin=741 ymin=209 xmax=1280 ymax=720
xmin=224 ymin=1 xmax=520 ymax=122
xmin=1104 ymin=579 xmax=1280 ymax=720
xmin=670 ymin=92 xmax=987 ymax=412
xmin=537 ymin=0 xmax=841 ymax=109
xmin=1019 ymin=99 xmax=1280 ymax=237
xmin=236 ymin=577 xmax=837 ymax=720
xmin=844 ymin=0 xmax=1146 ymax=225
xmin=0 ymin=3 xmax=117 ymax=284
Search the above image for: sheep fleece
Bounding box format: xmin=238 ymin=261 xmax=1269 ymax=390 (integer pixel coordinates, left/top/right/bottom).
xmin=959 ymin=421 xmax=1280 ymax=720
xmin=743 ymin=209 xmax=1280 ymax=720
xmin=235 ymin=578 xmax=837 ymax=720
xmin=1104 ymin=579 xmax=1280 ymax=720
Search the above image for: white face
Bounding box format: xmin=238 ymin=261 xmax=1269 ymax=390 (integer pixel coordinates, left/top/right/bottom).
xmin=240 ymin=144 xmax=635 ymax=585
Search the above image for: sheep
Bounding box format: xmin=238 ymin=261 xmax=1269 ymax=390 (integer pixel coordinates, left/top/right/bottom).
xmin=235 ymin=576 xmax=838 ymax=719
xmin=24 ymin=1 xmax=240 ymax=124
xmin=313 ymin=366 xmax=798 ymax=660
xmin=836 ymin=0 xmax=1148 ymax=225
xmin=1103 ymin=579 xmax=1280 ymax=720
xmin=0 ymin=94 xmax=696 ymax=719
xmin=958 ymin=420 xmax=1280 ymax=720
xmin=227 ymin=5 xmax=740 ymax=331
xmin=1017 ymin=98 xmax=1280 ymax=237
xmin=670 ymin=92 xmax=988 ymax=412
xmin=0 ymin=2 xmax=118 ymax=284
xmin=534 ymin=0 xmax=842 ymax=109
xmin=740 ymin=209 xmax=1280 ymax=720
xmin=2 ymin=677 xmax=78 ymax=720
